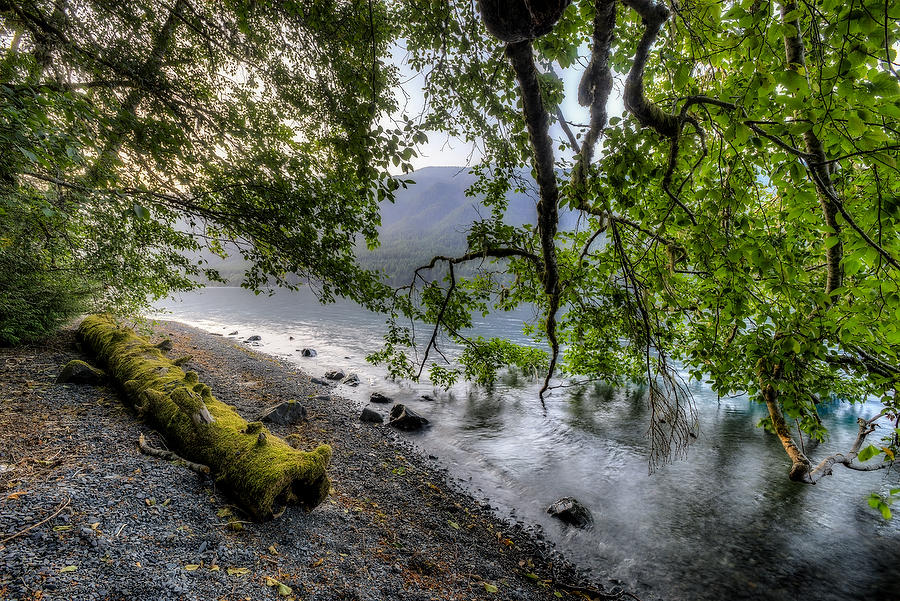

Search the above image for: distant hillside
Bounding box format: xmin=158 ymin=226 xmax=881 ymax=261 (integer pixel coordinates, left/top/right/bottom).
xmin=359 ymin=166 xmax=577 ymax=283
xmin=196 ymin=166 xmax=573 ymax=285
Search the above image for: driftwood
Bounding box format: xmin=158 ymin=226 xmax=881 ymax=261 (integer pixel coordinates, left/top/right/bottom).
xmin=78 ymin=315 xmax=331 ymax=519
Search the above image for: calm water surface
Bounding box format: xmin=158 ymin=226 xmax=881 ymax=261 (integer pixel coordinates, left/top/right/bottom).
xmin=156 ymin=287 xmax=899 ymax=600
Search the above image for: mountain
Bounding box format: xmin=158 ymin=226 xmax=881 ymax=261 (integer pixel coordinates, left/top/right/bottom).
xmin=196 ymin=166 xmax=572 ymax=285
xmin=359 ymin=166 xmax=576 ymax=282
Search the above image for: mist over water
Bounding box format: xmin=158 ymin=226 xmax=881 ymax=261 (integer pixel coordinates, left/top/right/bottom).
xmin=156 ymin=287 xmax=899 ymax=600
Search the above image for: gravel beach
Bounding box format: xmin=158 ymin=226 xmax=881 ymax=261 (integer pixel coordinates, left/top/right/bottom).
xmin=0 ymin=320 xmax=632 ymax=601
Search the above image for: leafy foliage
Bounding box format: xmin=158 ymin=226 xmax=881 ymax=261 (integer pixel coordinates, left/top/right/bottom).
xmin=380 ymin=0 xmax=900 ymax=480
xmin=0 ymin=0 xmax=407 ymax=341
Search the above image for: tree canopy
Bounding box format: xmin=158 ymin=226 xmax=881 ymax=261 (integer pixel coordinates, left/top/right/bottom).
xmin=372 ymin=0 xmax=900 ymax=488
xmin=2 ymin=0 xmax=899 ymax=496
xmin=0 ymin=0 xmax=406 ymax=343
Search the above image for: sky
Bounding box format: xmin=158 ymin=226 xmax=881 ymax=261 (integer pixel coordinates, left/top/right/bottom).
xmin=388 ymin=41 xmax=627 ymax=172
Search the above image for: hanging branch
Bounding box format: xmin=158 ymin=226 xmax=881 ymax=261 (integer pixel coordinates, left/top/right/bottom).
xmin=405 ymin=248 xmax=543 ymax=378
xmin=504 ymin=40 xmax=562 ymax=405
xmin=573 ymin=0 xmax=617 ymax=182
xmin=620 ymin=0 xmax=680 ymax=138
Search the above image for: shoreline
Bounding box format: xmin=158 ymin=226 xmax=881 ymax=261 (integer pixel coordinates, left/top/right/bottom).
xmin=0 ymin=320 xmax=633 ymax=601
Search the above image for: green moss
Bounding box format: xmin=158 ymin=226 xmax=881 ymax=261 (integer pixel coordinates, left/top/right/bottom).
xmin=56 ymin=359 xmax=105 ymax=384
xmin=77 ymin=314 xmax=331 ymax=519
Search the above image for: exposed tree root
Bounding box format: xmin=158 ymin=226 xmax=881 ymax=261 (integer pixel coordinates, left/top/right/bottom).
xmin=138 ymin=433 xmax=210 ymax=475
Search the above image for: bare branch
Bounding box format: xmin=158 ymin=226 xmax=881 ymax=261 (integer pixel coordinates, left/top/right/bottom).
xmin=808 ymin=409 xmax=894 ymax=481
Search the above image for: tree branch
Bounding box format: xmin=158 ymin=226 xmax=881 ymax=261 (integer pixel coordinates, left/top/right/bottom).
xmin=620 ymin=0 xmax=679 ymax=138
xmin=808 ymin=409 xmax=894 ymax=481
xmin=505 ymin=39 xmax=562 ymax=406
xmin=574 ymin=0 xmax=617 ymax=173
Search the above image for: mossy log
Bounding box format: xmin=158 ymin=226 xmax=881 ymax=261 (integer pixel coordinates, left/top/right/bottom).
xmin=77 ymin=315 xmax=331 ymax=519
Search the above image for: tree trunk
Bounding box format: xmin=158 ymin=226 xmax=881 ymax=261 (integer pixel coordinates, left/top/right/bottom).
xmin=77 ymin=314 xmax=331 ymax=520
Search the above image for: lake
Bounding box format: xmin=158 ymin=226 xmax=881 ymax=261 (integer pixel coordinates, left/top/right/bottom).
xmin=156 ymin=286 xmax=899 ymax=600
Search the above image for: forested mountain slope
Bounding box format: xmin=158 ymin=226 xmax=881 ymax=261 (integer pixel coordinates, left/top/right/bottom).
xmin=206 ymin=166 xmax=576 ymax=285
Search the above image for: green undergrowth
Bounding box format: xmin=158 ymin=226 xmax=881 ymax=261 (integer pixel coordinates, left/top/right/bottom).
xmin=77 ymin=314 xmax=331 ymax=519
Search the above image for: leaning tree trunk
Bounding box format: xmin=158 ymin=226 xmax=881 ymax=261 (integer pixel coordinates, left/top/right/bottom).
xmin=77 ymin=314 xmax=331 ymax=519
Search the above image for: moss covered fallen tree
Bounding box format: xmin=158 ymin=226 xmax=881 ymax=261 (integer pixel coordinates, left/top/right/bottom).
xmin=77 ymin=314 xmax=331 ymax=519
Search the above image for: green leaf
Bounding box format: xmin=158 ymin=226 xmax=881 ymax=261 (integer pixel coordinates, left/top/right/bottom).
xmin=447 ymin=520 xmax=460 ymax=530
xmin=674 ymin=64 xmax=691 ymax=90
xmin=132 ymin=204 xmax=150 ymax=221
xmin=484 ymin=583 xmax=498 ymax=593
xmin=60 ymin=565 xmax=78 ymax=573
xmin=857 ymin=445 xmax=879 ymax=462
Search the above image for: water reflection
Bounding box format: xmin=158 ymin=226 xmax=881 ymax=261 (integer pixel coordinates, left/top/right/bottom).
xmin=461 ymin=391 xmax=506 ymax=433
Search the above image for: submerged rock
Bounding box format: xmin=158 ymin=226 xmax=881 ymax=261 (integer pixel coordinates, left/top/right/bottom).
xmin=359 ymin=408 xmax=384 ymax=424
xmin=388 ymin=404 xmax=429 ymax=431
xmin=324 ymin=370 xmax=345 ymax=381
xmin=228 ymin=331 xmax=238 ymax=336
xmin=56 ymin=360 xmax=105 ymax=385
xmin=258 ymin=400 xmax=308 ymax=425
xmin=370 ymin=392 xmax=392 ymax=404
xmin=547 ymin=497 xmax=593 ymax=528
xmin=341 ymin=373 xmax=360 ymax=387
xmin=310 ymin=377 xmax=330 ymax=386
xmin=301 ymin=348 xmax=317 ymax=357
xmin=246 ymin=335 xmax=262 ymax=342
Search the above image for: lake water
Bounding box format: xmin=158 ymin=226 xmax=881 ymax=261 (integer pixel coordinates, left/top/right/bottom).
xmin=156 ymin=286 xmax=899 ymax=600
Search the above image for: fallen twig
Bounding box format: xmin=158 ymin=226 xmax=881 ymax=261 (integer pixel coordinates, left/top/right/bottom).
xmin=138 ymin=433 xmax=210 ymax=475
xmin=0 ymin=495 xmax=71 ymax=547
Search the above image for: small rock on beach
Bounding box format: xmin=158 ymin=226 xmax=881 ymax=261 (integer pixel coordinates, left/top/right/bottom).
xmin=257 ymin=400 xmax=307 ymax=425
xmin=360 ymin=407 xmax=384 ymax=424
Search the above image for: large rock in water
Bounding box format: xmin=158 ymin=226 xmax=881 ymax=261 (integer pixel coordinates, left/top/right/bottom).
xmin=56 ymin=360 xmax=105 ymax=385
xmin=258 ymin=400 xmax=308 ymax=425
xmin=388 ymin=404 xmax=429 ymax=431
xmin=301 ymin=348 xmax=317 ymax=357
xmin=341 ymin=373 xmax=360 ymax=387
xmin=547 ymin=497 xmax=593 ymax=528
